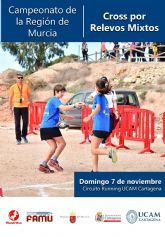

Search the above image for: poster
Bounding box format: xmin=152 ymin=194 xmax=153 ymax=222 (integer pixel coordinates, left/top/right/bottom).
xmin=0 ymin=0 xmax=165 ymax=236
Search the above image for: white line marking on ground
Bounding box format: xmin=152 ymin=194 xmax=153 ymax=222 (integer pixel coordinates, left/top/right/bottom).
xmin=51 ymin=187 xmax=73 ymax=190
xmin=38 ymin=188 xmax=49 ymax=197
xmin=4 ymin=181 xmax=74 ymax=191
xmin=0 ymin=126 xmax=14 ymax=130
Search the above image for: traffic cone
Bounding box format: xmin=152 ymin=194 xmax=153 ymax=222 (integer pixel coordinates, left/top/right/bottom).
xmin=0 ymin=187 xmax=3 ymax=197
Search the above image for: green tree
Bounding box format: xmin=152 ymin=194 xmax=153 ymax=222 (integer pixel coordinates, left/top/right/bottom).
xmin=1 ymin=42 xmax=68 ymax=73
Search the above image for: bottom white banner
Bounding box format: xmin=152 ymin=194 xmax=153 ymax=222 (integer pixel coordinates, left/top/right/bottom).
xmin=0 ymin=197 xmax=164 ymax=237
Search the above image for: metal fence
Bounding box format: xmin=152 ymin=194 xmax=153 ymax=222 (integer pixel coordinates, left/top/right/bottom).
xmin=79 ymin=45 xmax=165 ymax=63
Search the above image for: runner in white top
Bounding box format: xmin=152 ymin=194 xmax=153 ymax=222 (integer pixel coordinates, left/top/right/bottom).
xmin=90 ymin=90 xmax=117 ymax=109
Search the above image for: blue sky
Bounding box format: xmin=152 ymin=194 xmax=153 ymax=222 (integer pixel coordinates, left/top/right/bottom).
xmin=0 ymin=42 xmax=101 ymax=73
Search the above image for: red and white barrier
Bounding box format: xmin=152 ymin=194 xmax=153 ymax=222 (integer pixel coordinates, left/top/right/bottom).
xmin=0 ymin=187 xmax=3 ymax=197
xmin=81 ymin=105 xmax=155 ymax=154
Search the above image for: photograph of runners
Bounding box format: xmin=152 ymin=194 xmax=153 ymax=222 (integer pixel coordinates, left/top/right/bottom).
xmin=0 ymin=42 xmax=165 ymax=197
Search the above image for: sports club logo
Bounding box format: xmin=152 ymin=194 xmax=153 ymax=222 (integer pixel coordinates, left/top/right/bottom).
xmin=9 ymin=210 xmax=19 ymax=221
xmin=95 ymin=212 xmax=121 ymax=222
xmin=70 ymin=212 xmax=76 ymax=223
xmin=26 ymin=212 xmax=53 ymax=222
xmin=6 ymin=210 xmax=22 ymax=224
xmin=126 ymin=210 xmax=138 ymax=224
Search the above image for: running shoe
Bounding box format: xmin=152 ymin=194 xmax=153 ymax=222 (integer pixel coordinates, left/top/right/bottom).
xmin=49 ymin=160 xmax=63 ymax=172
xmin=16 ymin=139 xmax=21 ymax=145
xmin=108 ymin=148 xmax=118 ymax=163
xmin=38 ymin=164 xmax=54 ymax=173
xmin=22 ymin=136 xmax=28 ymax=143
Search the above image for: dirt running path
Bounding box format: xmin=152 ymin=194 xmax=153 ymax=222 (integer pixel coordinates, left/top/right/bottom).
xmin=0 ymin=126 xmax=165 ymax=197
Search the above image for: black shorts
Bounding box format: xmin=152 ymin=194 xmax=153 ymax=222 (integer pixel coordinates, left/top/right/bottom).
xmin=93 ymin=130 xmax=110 ymax=140
xmin=40 ymin=127 xmax=62 ymax=140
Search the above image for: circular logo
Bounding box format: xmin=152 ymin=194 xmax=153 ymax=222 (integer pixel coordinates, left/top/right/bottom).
xmin=8 ymin=210 xmax=19 ymax=221
xmin=126 ymin=210 xmax=138 ymax=224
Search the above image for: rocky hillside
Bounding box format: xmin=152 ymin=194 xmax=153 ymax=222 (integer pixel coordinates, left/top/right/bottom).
xmin=0 ymin=61 xmax=165 ymax=123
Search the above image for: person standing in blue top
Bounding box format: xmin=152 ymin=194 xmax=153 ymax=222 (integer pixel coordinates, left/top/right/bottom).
xmin=39 ymin=84 xmax=84 ymax=173
xmin=84 ymin=79 xmax=118 ymax=172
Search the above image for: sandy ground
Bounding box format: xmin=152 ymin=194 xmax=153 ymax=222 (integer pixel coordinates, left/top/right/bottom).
xmin=0 ymin=125 xmax=165 ymax=197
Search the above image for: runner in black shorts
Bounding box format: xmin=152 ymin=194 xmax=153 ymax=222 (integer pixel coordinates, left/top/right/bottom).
xmin=88 ymin=76 xmax=119 ymax=147
xmin=84 ymin=78 xmax=118 ymax=172
xmin=39 ymin=84 xmax=84 ymax=173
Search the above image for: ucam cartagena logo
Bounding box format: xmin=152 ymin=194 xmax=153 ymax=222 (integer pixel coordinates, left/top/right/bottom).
xmin=6 ymin=210 xmax=22 ymax=224
xmin=126 ymin=210 xmax=161 ymax=224
xmin=26 ymin=212 xmax=53 ymax=222
xmin=126 ymin=210 xmax=138 ymax=224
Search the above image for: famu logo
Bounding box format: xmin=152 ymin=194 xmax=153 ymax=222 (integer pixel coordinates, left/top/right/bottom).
xmin=26 ymin=212 xmax=53 ymax=222
xmin=126 ymin=210 xmax=161 ymax=224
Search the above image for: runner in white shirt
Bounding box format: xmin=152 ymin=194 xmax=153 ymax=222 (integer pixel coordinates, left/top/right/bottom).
xmin=90 ymin=90 xmax=117 ymax=109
